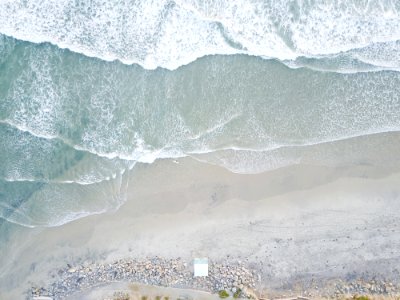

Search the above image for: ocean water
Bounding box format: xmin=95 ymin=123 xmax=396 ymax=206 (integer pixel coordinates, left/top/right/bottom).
xmin=0 ymin=0 xmax=400 ymax=227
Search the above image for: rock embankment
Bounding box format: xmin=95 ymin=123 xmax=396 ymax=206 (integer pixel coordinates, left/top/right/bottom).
xmin=30 ymin=257 xmax=258 ymax=300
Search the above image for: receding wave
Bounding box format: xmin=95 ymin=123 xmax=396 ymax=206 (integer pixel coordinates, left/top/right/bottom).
xmin=0 ymin=0 xmax=399 ymax=71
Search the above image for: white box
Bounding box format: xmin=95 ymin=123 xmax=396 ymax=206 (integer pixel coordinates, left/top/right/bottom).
xmin=193 ymin=258 xmax=208 ymax=277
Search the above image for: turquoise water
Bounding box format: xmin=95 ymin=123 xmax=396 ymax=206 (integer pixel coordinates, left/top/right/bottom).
xmin=0 ymin=1 xmax=400 ymax=227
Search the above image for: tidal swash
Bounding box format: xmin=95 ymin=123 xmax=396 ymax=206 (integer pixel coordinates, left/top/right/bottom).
xmin=0 ymin=0 xmax=400 ymax=227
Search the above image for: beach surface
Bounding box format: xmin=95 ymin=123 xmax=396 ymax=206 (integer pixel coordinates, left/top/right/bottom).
xmin=1 ymin=2 xmax=400 ymax=299
xmin=1 ymin=132 xmax=400 ymax=299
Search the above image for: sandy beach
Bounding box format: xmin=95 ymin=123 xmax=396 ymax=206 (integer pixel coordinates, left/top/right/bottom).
xmin=1 ymin=132 xmax=400 ymax=299
xmin=1 ymin=2 xmax=400 ymax=299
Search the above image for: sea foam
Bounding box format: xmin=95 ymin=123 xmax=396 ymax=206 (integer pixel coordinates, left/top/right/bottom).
xmin=0 ymin=0 xmax=399 ymax=71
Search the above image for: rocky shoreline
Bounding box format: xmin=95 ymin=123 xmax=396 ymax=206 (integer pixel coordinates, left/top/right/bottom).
xmin=29 ymin=257 xmax=400 ymax=300
xmin=30 ymin=257 xmax=258 ymax=300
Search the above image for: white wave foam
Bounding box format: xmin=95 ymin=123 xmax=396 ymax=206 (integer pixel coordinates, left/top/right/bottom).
xmin=1 ymin=168 xmax=130 ymax=228
xmin=0 ymin=0 xmax=399 ymax=71
xmin=2 ymin=175 xmax=121 ymax=186
xmin=0 ymin=202 xmax=110 ymax=228
xmin=190 ymin=130 xmax=400 ymax=174
xmin=0 ymin=118 xmax=167 ymax=164
xmin=3 ymin=115 xmax=400 ymax=170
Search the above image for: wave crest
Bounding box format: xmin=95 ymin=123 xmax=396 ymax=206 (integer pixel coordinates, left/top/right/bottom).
xmin=0 ymin=0 xmax=399 ymax=71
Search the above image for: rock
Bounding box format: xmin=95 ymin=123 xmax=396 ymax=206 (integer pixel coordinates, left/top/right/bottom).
xmin=76 ymin=277 xmax=84 ymax=284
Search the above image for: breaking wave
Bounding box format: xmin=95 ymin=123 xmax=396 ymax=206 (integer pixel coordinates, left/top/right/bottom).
xmin=0 ymin=0 xmax=399 ymax=71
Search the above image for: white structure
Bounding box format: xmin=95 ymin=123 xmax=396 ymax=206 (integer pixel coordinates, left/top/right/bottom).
xmin=193 ymin=258 xmax=208 ymax=277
